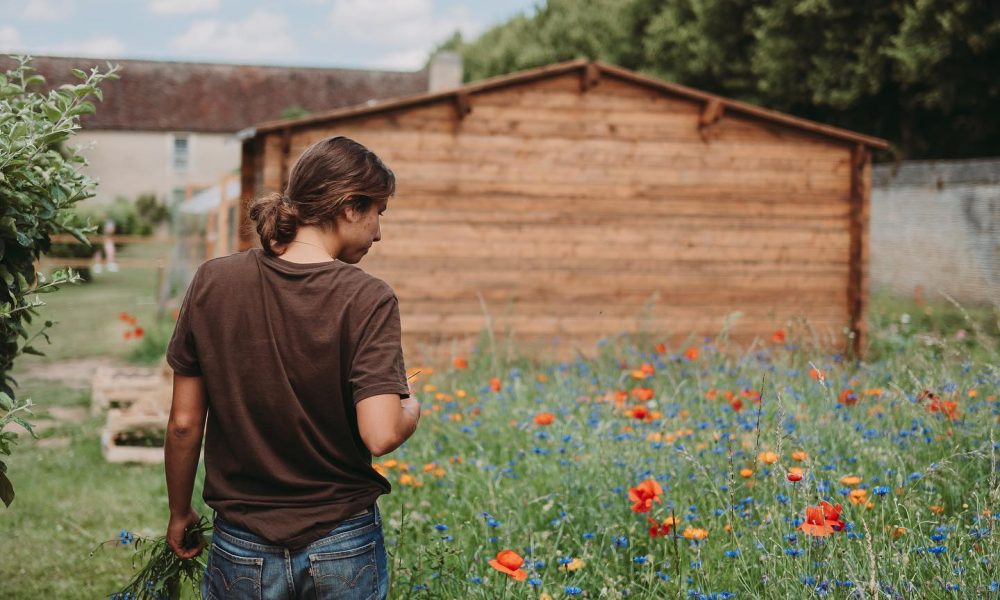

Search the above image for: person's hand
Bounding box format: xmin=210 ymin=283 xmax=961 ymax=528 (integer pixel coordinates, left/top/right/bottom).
xmin=167 ymin=509 xmax=205 ymax=560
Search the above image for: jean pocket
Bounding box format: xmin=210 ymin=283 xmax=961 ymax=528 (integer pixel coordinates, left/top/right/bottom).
xmin=309 ymin=539 xmax=378 ymax=600
xmin=205 ymin=543 xmax=264 ymax=600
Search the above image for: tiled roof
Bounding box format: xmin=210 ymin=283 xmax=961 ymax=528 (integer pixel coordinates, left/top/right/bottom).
xmin=0 ymin=55 xmax=429 ymax=133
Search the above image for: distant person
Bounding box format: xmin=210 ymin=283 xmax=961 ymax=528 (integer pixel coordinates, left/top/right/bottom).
xmin=91 ymin=218 xmax=118 ymax=273
xmin=162 ymin=136 xmax=420 ymax=600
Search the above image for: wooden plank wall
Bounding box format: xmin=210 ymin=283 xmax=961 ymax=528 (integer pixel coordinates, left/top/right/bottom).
xmin=252 ymin=72 xmax=858 ymax=363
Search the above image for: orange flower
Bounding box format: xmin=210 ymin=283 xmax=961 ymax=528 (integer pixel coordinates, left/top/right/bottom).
xmin=682 ymin=527 xmax=708 ymax=541
xmin=739 ymin=468 xmax=753 ymax=478
xmin=838 ymin=389 xmax=858 ymax=406
xmin=772 ymin=329 xmax=786 ymax=343
xmin=628 ymin=478 xmax=663 ymax=513
xmin=791 ymin=450 xmax=809 ymax=462
xmin=809 ymin=367 xmax=824 ymax=380
xmin=758 ymin=451 xmax=778 ymax=465
xmin=646 ymin=515 xmax=678 ymax=538
xmin=840 ymin=475 xmax=862 ymax=486
xmin=919 ymin=389 xmax=960 ymax=420
xmin=123 ymin=330 xmax=133 ymax=340
xmin=630 ymin=387 xmax=655 ymax=402
xmin=654 ymin=342 xmax=666 ymax=354
xmin=729 ymin=398 xmax=743 ymax=412
xmin=799 ymin=501 xmax=843 ymax=537
xmin=488 ymin=550 xmax=528 ymax=581
xmin=684 ymin=347 xmax=699 ymax=361
xmin=704 ymin=388 xmax=718 ymax=401
xmin=849 ymin=489 xmax=868 ymax=505
xmin=489 ymin=377 xmax=502 ymax=392
xmin=452 ymin=357 xmax=468 ymax=369
xmin=625 ymin=405 xmax=660 ymax=421
xmin=929 ymin=505 xmax=945 ymax=514
xmin=534 ymin=412 xmax=556 ymax=426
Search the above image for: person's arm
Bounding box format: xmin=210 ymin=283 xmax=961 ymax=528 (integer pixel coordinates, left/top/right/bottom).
xmin=357 ymin=393 xmax=421 ymax=457
xmin=164 ymin=372 xmax=209 ymax=559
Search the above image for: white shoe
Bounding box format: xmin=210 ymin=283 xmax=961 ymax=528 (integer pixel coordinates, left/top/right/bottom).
xmin=107 ymin=262 xmax=119 ymax=273
xmin=92 ymin=263 xmax=103 ymax=274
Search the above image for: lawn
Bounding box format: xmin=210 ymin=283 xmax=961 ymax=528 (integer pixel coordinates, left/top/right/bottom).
xmin=2 ymin=247 xmax=998 ymax=598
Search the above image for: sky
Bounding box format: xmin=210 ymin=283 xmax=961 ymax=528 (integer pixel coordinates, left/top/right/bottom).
xmin=0 ymin=0 xmax=539 ymax=70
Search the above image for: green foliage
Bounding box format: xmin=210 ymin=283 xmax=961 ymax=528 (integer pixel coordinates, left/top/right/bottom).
xmin=0 ymin=54 xmax=117 ymax=506
xmin=444 ymin=0 xmax=1000 ymax=160
xmin=278 ymin=105 xmax=310 ymax=120
xmin=126 ymin=317 xmax=176 ymax=366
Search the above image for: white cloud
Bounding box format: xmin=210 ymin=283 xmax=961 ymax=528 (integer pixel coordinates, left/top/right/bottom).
xmin=369 ymin=47 xmax=429 ymax=70
xmin=170 ymin=9 xmax=297 ymax=60
xmin=0 ymin=26 xmax=22 ymax=52
xmin=328 ymin=0 xmax=480 ymax=68
xmin=148 ymin=0 xmax=219 ymax=16
xmin=62 ymin=35 xmax=127 ymax=57
xmin=21 ymin=0 xmax=75 ymax=21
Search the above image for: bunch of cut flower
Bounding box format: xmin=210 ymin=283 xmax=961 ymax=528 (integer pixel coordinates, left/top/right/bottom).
xmin=93 ymin=516 xmax=213 ymax=600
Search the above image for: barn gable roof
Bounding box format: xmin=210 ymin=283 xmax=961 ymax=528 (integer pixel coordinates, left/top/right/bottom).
xmin=0 ymin=55 xmax=429 ymax=133
xmin=246 ymin=59 xmax=889 ymax=149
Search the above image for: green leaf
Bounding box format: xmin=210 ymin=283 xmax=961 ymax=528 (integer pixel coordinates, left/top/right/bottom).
xmin=0 ymin=467 xmax=13 ymax=508
xmin=71 ymin=68 xmax=86 ymax=79
xmin=21 ymin=346 xmax=44 ymax=356
xmin=0 ymin=391 xmax=12 ymax=410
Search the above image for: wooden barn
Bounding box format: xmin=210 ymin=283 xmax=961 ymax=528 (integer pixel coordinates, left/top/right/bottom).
xmin=236 ymin=59 xmax=889 ymax=362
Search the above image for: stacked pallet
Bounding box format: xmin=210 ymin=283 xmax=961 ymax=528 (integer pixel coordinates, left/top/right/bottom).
xmin=94 ymin=361 xmax=173 ymax=464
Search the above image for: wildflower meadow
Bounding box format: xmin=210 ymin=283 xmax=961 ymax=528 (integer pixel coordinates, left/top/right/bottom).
xmin=340 ymin=320 xmax=1000 ymax=599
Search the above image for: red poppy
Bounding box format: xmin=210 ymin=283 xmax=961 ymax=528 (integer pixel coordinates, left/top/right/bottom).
xmin=838 ymin=389 xmax=858 ymax=406
xmin=919 ymin=389 xmax=960 ymax=420
xmin=134 ymin=327 xmax=144 ymax=339
xmin=684 ymin=347 xmax=699 ymax=361
xmin=787 ymin=472 xmax=803 ymax=482
xmin=628 ymin=478 xmax=663 ymax=513
xmin=799 ymin=501 xmax=844 ymax=537
xmin=453 ymin=357 xmax=468 ymax=369
xmin=489 ymin=377 xmax=502 ymax=392
xmin=534 ymin=412 xmax=555 ymax=426
xmin=123 ymin=331 xmax=133 ymax=340
xmin=646 ymin=515 xmax=678 ymax=538
xmin=729 ymin=398 xmax=743 ymax=412
xmin=488 ymin=550 xmax=528 ymax=581
xmin=654 ymin=342 xmax=666 ymax=354
xmin=772 ymin=329 xmax=786 ymax=343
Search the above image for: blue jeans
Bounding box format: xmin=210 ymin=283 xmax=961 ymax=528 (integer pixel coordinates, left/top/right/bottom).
xmin=202 ymin=504 xmax=389 ymax=600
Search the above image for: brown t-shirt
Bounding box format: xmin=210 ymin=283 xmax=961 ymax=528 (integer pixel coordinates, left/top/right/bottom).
xmin=166 ymin=247 xmax=410 ymax=550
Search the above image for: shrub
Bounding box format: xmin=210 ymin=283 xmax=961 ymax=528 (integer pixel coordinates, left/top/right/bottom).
xmin=0 ymin=55 xmax=118 ymax=506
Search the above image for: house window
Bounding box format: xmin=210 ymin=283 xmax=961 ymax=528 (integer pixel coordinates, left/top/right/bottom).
xmin=173 ymin=134 xmax=190 ymax=171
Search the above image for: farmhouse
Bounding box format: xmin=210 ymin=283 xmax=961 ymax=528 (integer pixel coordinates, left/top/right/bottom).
xmin=0 ymin=54 xmax=456 ymax=206
xmin=237 ymin=59 xmax=889 ymax=361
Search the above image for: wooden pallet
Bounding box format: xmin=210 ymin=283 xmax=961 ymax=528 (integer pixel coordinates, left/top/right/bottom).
xmin=91 ymin=365 xmax=170 ymax=416
xmin=101 ymin=409 xmax=167 ymax=464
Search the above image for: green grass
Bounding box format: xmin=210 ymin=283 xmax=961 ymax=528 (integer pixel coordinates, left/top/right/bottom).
xmin=2 ymin=252 xmax=998 ymax=599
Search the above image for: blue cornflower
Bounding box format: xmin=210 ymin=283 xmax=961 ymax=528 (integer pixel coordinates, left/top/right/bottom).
xmin=582 ymin=532 xmax=595 ymax=540
xmin=119 ymin=530 xmax=135 ymax=545
xmin=469 ymin=576 xmax=483 ymax=585
xmin=528 ymin=578 xmax=542 ymax=586
xmin=725 ymin=549 xmax=740 ymax=558
xmin=785 ymin=547 xmax=804 ymax=557
xmin=928 ymin=546 xmax=948 ymax=554
xmin=873 ymin=486 xmax=890 ymax=497
xmin=633 ymin=556 xmax=648 ymax=565
xmin=565 ymin=586 xmax=583 ymax=595
xmin=434 ymin=524 xmax=448 ymax=531
xmin=613 ymin=535 xmax=629 ymax=549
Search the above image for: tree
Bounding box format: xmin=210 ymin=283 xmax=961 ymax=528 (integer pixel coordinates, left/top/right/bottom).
xmin=440 ymin=0 xmax=1000 ymax=160
xmin=0 ymin=55 xmax=118 ymax=506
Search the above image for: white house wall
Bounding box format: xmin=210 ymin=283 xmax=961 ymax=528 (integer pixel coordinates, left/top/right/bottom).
xmin=73 ymin=130 xmax=241 ymax=205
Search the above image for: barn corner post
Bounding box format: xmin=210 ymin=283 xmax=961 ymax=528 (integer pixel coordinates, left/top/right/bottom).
xmin=847 ymin=143 xmax=871 ymax=361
